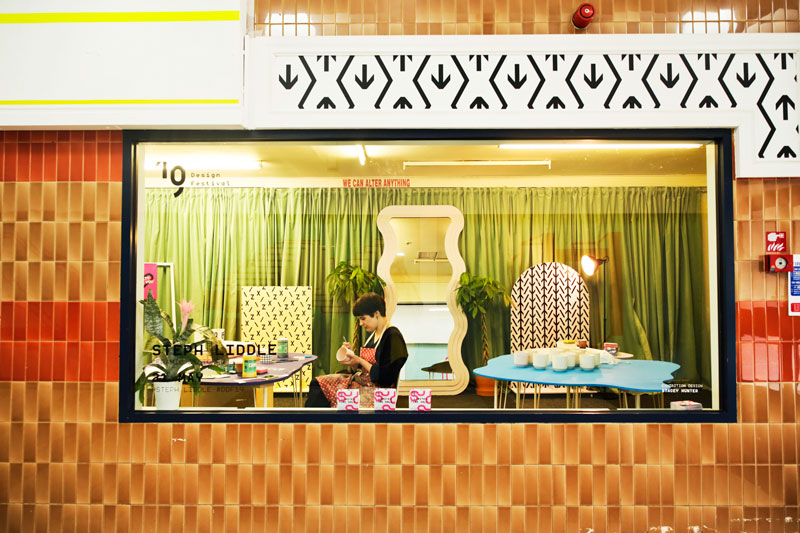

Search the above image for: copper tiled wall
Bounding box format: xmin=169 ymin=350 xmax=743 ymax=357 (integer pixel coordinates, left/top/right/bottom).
xmin=2 ymin=2 xmax=800 ymax=529
xmin=253 ymin=0 xmax=799 ymax=35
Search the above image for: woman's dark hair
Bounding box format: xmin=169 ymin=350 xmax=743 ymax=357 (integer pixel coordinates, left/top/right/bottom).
xmin=352 ymin=292 xmax=386 ymax=317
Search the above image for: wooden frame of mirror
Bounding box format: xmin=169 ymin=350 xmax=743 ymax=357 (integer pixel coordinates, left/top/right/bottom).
xmin=377 ymin=205 xmax=469 ymax=395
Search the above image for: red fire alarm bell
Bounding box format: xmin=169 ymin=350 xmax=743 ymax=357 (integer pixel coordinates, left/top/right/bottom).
xmin=765 ymin=254 xmax=793 ymax=272
xmin=572 ymin=3 xmax=595 ymax=29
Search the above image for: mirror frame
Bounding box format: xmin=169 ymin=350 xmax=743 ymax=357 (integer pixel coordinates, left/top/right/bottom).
xmin=377 ymin=205 xmax=469 ymax=396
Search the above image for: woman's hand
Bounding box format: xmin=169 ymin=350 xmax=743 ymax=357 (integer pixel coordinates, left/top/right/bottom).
xmin=345 ymin=354 xmax=362 ymax=370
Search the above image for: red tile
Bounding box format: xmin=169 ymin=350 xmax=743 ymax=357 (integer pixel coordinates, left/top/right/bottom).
xmin=53 ymin=302 xmax=67 ymax=341
xmin=26 ymin=303 xmax=40 ymax=340
xmin=84 ymin=131 xmax=96 ymax=142
xmin=69 ymin=131 xmax=83 ymax=142
xmin=739 ymin=342 xmax=754 ymax=382
xmin=17 ymin=142 xmax=30 ymax=182
xmin=65 ymin=342 xmax=80 ymax=381
xmin=780 ymin=342 xmax=796 ymax=381
xmin=13 ymin=302 xmax=27 ymax=341
xmin=109 ymin=131 xmax=122 ymax=142
xmin=93 ymin=342 xmax=107 ymax=382
xmin=779 ymin=301 xmax=795 ymax=342
xmin=52 ymin=342 xmax=67 ymax=381
xmin=30 ymin=132 xmax=43 ymax=142
xmin=4 ymin=142 xmax=17 ymax=180
xmin=767 ymin=342 xmax=781 ymax=382
xmin=1 ymin=302 xmax=14 ymax=339
xmin=69 ymin=142 xmax=83 ymax=181
xmin=754 ymin=343 xmax=769 ymax=381
xmin=43 ymin=132 xmax=57 ymax=142
xmin=56 ymin=142 xmax=70 ymax=181
xmin=57 ymin=131 xmax=69 ymax=142
xmin=84 ymin=142 xmax=96 ymax=181
xmin=738 ymin=301 xmax=753 ymax=342
xmin=110 ymin=142 xmax=122 ymax=181
xmin=80 ymin=302 xmax=94 ymax=341
xmin=107 ymin=303 xmax=120 ymax=341
xmin=106 ymin=342 xmax=119 ymax=381
xmin=96 ymin=131 xmax=110 ymax=142
xmin=794 ymin=315 xmax=800 ymax=345
xmin=766 ymin=301 xmax=780 ymax=341
xmin=752 ymin=301 xmax=767 ymax=342
xmin=67 ymin=302 xmax=81 ymax=342
xmin=40 ymin=303 xmax=53 ymax=341
xmin=79 ymin=342 xmax=94 ymax=381
xmin=0 ymin=342 xmax=12 ymax=380
xmin=12 ymin=340 xmax=26 ymax=380
xmin=44 ymin=143 xmax=57 ymax=181
xmin=39 ymin=342 xmax=53 ymax=381
xmin=30 ymin=143 xmax=44 ymax=181
xmin=17 ymin=132 xmax=30 ymax=142
xmin=97 ymin=143 xmax=110 ymax=181
xmin=25 ymin=342 xmax=39 ymax=381
xmin=94 ymin=302 xmax=106 ymax=342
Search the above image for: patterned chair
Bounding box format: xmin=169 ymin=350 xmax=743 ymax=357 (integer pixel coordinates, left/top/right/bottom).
xmin=507 ymin=262 xmax=590 ymax=407
xmin=510 ymin=262 xmax=590 ymax=351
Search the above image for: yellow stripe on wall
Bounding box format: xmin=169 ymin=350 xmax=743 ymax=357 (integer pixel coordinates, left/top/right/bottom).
xmin=0 ymin=11 xmax=239 ymax=24
xmin=0 ymin=99 xmax=239 ymax=105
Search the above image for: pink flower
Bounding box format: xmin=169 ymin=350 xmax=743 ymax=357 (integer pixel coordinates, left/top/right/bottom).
xmin=178 ymin=299 xmax=194 ymax=332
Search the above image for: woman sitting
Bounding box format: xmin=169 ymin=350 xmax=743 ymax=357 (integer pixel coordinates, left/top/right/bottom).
xmin=305 ymin=292 xmax=408 ymax=408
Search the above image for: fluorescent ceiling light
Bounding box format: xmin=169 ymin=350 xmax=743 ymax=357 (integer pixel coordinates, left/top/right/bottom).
xmin=396 ymin=252 xmax=405 ymax=256
xmin=358 ymin=145 xmax=367 ymax=166
xmin=143 ymin=157 xmax=264 ymax=170
xmin=403 ymin=160 xmax=551 ymax=169
xmin=499 ymin=143 xmax=703 ymax=150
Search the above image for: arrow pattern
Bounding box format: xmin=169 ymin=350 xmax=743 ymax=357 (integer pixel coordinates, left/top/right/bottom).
xmin=241 ymin=286 xmax=313 ymax=392
xmin=274 ymin=50 xmax=799 ymax=160
xmin=510 ymin=263 xmax=590 ymax=352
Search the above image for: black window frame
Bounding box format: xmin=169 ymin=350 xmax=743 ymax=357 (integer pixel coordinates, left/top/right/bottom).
xmin=119 ymin=128 xmax=736 ymax=423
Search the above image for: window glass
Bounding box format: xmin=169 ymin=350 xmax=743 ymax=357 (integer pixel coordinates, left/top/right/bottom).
xmin=130 ymin=138 xmax=722 ymax=415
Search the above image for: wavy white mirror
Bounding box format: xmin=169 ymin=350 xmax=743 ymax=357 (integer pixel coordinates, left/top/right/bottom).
xmin=377 ymin=206 xmax=468 ymax=395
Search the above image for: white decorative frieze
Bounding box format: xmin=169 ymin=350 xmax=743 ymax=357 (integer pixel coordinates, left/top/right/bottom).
xmin=246 ymin=35 xmax=800 ymax=178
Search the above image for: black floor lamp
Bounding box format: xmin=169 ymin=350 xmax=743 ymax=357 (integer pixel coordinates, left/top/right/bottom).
xmin=581 ymin=254 xmax=609 ymax=346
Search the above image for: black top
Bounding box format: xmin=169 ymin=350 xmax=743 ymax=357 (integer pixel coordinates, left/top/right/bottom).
xmin=363 ymin=326 xmax=408 ymax=388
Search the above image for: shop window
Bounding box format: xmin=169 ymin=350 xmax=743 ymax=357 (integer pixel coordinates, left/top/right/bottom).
xmin=119 ymin=130 xmax=735 ymax=422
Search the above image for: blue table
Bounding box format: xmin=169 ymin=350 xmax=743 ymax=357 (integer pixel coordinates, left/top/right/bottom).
xmin=474 ymin=354 xmax=679 ymax=409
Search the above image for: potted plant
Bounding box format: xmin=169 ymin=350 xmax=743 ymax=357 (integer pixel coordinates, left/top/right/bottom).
xmin=134 ymin=294 xmax=228 ymax=409
xmin=326 ymin=261 xmax=385 ymax=353
xmin=455 ymin=271 xmax=514 ymax=396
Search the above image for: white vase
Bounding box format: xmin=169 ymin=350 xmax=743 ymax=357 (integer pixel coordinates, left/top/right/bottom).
xmin=153 ymin=381 xmax=183 ymax=410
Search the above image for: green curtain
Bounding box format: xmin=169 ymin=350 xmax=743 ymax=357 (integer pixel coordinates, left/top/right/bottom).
xmin=144 ymin=186 xmax=710 ymax=385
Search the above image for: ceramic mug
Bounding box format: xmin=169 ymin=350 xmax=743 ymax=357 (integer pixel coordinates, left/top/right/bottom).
xmin=513 ymin=351 xmax=529 ymax=366
xmin=565 ymin=351 xmax=576 ymax=368
xmin=533 ymin=352 xmax=548 ymax=369
xmin=580 ymin=353 xmax=596 ymax=371
xmin=551 ymin=353 xmax=568 ymax=372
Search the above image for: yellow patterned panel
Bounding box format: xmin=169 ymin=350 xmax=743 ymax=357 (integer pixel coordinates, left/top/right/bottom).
xmin=240 ymin=286 xmax=313 ymax=392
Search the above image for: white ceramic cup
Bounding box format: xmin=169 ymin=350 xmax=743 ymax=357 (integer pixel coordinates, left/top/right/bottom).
xmin=565 ymin=351 xmax=576 ymax=368
xmin=533 ymin=352 xmax=548 ymax=369
xmin=593 ymin=352 xmax=601 ymax=366
xmin=580 ymin=353 xmax=596 ymax=371
xmin=336 ymin=345 xmax=355 ymax=363
xmin=551 ymin=353 xmax=568 ymax=371
xmin=513 ymin=351 xmax=529 ymax=366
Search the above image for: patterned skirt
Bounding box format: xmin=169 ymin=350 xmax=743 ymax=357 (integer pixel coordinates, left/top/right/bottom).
xmin=316 ymin=346 xmax=377 ymax=408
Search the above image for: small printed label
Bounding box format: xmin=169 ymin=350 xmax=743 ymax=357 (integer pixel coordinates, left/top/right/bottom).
xmin=336 ymin=389 xmax=359 ymax=411
xmin=409 ymin=389 xmax=432 ymax=411
xmin=790 ymin=255 xmax=800 ymax=317
xmin=374 ymin=389 xmax=398 ymax=411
